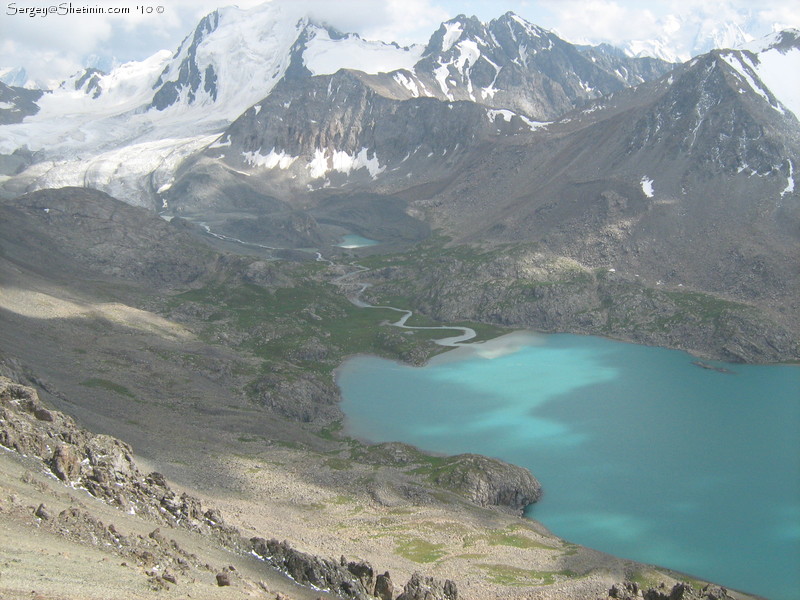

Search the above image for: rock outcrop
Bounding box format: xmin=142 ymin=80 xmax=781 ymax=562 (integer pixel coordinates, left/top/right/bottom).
xmin=396 ymin=572 xmax=458 ymax=600
xmin=428 ymin=453 xmax=542 ymax=511
xmin=0 ymin=376 xmax=237 ymax=541
xmin=604 ymin=581 xmax=737 ymax=600
xmin=250 ymin=538 xmax=374 ymax=599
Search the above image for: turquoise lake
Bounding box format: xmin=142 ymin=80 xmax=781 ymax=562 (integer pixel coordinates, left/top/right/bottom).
xmin=337 ymin=332 xmax=800 ymax=600
xmin=336 ymin=234 xmax=380 ymax=248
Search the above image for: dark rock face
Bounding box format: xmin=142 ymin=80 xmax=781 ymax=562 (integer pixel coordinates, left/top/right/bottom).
xmin=375 ymin=571 xmax=394 ymax=600
xmin=218 ymin=69 xmax=494 ymax=177
xmin=150 ymin=10 xmax=221 ymax=110
xmin=396 ymin=572 xmax=458 ymax=600
xmin=250 ymin=538 xmax=372 ymax=600
xmin=0 ymin=81 xmax=42 ymax=124
xmin=246 ymin=373 xmax=341 ymax=424
xmin=345 ymin=558 xmax=376 ymax=594
xmin=34 ymin=503 xmax=51 ymax=520
xmin=73 ymin=68 xmax=104 ymax=99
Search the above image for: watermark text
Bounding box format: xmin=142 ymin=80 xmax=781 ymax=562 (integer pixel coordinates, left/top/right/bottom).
xmin=6 ymin=3 xmax=165 ymax=17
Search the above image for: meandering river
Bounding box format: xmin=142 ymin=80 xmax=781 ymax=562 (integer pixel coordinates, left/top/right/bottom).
xmin=338 ymin=332 xmax=800 ymax=600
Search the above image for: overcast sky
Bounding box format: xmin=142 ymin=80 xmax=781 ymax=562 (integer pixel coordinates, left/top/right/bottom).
xmin=2 ymin=0 xmax=800 ymax=86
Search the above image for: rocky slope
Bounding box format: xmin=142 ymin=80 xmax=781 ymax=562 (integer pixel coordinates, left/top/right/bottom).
xmin=357 ymin=241 xmax=799 ymax=365
xmin=1 ymin=375 xmax=464 ymax=600
xmin=0 ymin=187 xmax=217 ymax=286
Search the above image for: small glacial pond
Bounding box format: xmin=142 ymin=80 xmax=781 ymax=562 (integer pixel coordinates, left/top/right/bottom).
xmin=336 ymin=234 xmax=380 ymax=249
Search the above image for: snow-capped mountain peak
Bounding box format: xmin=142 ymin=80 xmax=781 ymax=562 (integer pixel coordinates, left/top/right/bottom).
xmin=622 ymin=19 xmax=755 ymax=63
xmin=724 ymin=28 xmax=800 ymax=119
xmin=148 ymin=3 xmax=307 ymax=114
xmin=0 ymin=67 xmax=31 ymax=88
xmin=693 ymin=21 xmax=753 ymax=56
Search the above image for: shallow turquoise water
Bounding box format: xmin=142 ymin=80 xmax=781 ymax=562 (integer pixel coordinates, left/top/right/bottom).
xmin=338 ymin=333 xmax=800 ymax=600
xmin=336 ymin=234 xmax=380 ymax=248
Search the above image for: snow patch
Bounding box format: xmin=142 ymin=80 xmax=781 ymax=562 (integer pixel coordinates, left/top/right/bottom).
xmin=641 ymin=177 xmax=655 ymax=198
xmin=393 ymin=72 xmax=420 ymax=97
xmin=441 ymin=22 xmax=463 ymax=53
xmin=454 ymin=40 xmax=481 ymax=75
xmin=746 ymin=46 xmax=800 ymax=118
xmin=304 ymin=30 xmax=423 ymax=76
xmin=434 ymin=63 xmax=453 ymax=99
xmin=721 ymin=52 xmax=780 ymax=113
xmin=488 ymin=109 xmax=515 ymax=122
xmin=783 ymin=161 xmax=795 ymax=196
xmin=0 ymin=102 xmax=14 ymax=110
xmin=487 ymin=109 xmax=547 ymax=131
xmin=307 ymin=148 xmax=384 ymax=179
xmin=519 ymin=115 xmax=548 ymax=130
xmin=242 ymin=147 xmax=297 ymax=170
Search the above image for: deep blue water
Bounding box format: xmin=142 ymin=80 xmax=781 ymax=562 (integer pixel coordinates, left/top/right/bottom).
xmin=337 ymin=332 xmax=800 ymax=600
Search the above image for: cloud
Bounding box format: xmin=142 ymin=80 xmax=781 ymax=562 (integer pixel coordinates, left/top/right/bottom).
xmin=537 ymin=0 xmax=800 ymax=60
xmin=276 ymin=0 xmax=449 ymax=45
xmin=539 ymin=0 xmax=660 ymax=44
xmin=756 ymin=1 xmax=800 ymax=32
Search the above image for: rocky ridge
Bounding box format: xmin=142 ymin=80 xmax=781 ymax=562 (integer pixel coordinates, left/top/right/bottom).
xmin=600 ymin=581 xmax=738 ymax=600
xmin=0 ymin=375 xmax=462 ymax=600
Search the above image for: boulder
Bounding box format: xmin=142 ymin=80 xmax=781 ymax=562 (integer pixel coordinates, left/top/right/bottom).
xmin=397 ymin=572 xmax=457 ymax=600
xmin=375 ymin=571 xmax=394 ymax=600
xmin=51 ymin=443 xmax=80 ymax=482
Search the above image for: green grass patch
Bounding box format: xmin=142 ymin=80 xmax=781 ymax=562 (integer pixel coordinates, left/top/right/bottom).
xmin=561 ymin=542 xmax=579 ymax=556
xmin=471 ymin=527 xmax=557 ymax=550
xmin=628 ymin=570 xmax=663 ymax=590
xmin=316 ymin=420 xmax=344 ymax=441
xmin=80 ymin=378 xmax=135 ymax=398
xmin=324 ymin=457 xmax=353 ymax=470
xmin=328 ymin=495 xmax=355 ymax=505
xmin=395 ymin=538 xmax=447 ymax=563
xmin=271 ymin=439 xmax=302 ymax=450
xmin=478 ymin=564 xmax=577 ymax=586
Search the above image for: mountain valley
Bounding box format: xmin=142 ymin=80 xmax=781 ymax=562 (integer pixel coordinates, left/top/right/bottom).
xmin=0 ymin=4 xmax=798 ymax=599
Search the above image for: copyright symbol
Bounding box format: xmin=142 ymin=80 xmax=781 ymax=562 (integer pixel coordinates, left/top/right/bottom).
xmin=156 ymin=6 xmax=164 ymax=13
